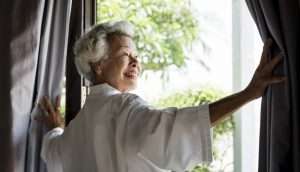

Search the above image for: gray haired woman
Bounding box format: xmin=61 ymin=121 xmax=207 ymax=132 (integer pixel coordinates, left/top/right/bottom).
xmin=37 ymin=21 xmax=285 ymax=172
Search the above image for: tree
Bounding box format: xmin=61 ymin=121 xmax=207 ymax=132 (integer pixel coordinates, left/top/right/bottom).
xmin=97 ymin=0 xmax=199 ymax=71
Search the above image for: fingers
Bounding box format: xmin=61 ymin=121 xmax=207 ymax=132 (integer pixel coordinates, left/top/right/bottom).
xmin=263 ymin=38 xmax=273 ymax=51
xmin=39 ymin=100 xmax=49 ymax=116
xmin=259 ymin=38 xmax=273 ymax=68
xmin=36 ymin=95 xmax=64 ymax=129
xmin=34 ymin=115 xmax=47 ymax=123
xmin=266 ymin=76 xmax=287 ymax=84
xmin=39 ymin=96 xmax=55 ymax=117
xmin=264 ymin=53 xmax=283 ymax=73
xmin=55 ymin=95 xmax=61 ymax=112
xmin=44 ymin=96 xmax=56 ymax=114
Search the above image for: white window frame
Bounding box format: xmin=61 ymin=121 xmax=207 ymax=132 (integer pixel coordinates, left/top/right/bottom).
xmin=232 ymin=0 xmax=263 ymax=171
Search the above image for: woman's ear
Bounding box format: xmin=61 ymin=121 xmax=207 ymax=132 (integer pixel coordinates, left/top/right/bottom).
xmin=90 ymin=60 xmax=103 ymax=76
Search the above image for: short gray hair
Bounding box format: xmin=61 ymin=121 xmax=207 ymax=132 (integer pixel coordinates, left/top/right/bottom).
xmin=73 ymin=21 xmax=134 ymax=82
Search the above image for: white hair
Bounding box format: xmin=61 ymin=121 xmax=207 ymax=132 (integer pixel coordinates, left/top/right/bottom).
xmin=73 ymin=21 xmax=134 ymax=82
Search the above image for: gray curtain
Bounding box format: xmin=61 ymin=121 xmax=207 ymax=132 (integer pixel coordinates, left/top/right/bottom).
xmin=0 ymin=0 xmax=72 ymax=172
xmin=245 ymin=0 xmax=300 ymax=171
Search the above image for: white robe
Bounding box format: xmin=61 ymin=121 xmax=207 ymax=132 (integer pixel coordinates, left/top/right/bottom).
xmin=41 ymin=83 xmax=212 ymax=172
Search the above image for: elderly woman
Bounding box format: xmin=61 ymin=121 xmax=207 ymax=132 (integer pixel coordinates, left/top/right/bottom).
xmin=37 ymin=21 xmax=285 ymax=172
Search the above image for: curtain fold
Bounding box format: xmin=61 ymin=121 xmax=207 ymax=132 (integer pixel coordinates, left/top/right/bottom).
xmin=245 ymin=0 xmax=300 ymax=171
xmin=26 ymin=1 xmax=72 ymax=172
xmin=0 ymin=1 xmax=47 ymax=171
xmin=0 ymin=0 xmax=72 ymax=171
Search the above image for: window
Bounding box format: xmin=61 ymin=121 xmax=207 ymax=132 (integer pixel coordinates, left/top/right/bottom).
xmin=95 ymin=0 xmax=262 ymax=171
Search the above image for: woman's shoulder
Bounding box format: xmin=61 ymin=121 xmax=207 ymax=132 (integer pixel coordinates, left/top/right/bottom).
xmin=110 ymin=92 xmax=145 ymax=105
xmin=109 ymin=92 xmax=150 ymax=113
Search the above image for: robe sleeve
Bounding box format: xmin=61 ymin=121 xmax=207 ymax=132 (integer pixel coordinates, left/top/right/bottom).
xmin=117 ymin=94 xmax=213 ymax=171
xmin=41 ymin=127 xmax=64 ymax=172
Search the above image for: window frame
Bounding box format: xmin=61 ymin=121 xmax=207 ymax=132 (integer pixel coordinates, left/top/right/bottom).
xmin=65 ymin=0 xmax=96 ymax=125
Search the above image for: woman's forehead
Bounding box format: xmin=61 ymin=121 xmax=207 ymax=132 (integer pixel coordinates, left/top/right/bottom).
xmin=109 ymin=35 xmax=137 ymax=53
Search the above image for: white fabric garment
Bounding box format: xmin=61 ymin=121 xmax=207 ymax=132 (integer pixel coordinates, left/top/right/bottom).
xmin=41 ymin=83 xmax=212 ymax=172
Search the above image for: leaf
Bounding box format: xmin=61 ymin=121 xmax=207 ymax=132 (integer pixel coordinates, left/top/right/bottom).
xmin=97 ymin=0 xmax=202 ymax=72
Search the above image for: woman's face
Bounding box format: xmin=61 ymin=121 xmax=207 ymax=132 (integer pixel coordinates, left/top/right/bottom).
xmin=96 ymin=35 xmax=141 ymax=92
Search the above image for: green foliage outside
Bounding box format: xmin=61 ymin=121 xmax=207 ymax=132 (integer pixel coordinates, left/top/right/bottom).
xmin=97 ymin=0 xmax=199 ymax=71
xmin=155 ymin=88 xmax=234 ymax=139
xmin=155 ymin=88 xmax=234 ymax=172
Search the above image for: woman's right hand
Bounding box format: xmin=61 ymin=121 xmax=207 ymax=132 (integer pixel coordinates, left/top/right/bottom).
xmin=35 ymin=96 xmax=65 ymax=130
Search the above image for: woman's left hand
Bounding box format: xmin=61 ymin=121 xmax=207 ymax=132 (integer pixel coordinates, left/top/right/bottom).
xmin=245 ymin=39 xmax=286 ymax=100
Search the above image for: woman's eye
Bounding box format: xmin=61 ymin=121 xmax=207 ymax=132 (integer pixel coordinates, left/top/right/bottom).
xmin=120 ymin=55 xmax=129 ymax=61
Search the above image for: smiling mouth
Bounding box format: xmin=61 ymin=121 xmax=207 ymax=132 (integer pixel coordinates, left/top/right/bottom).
xmin=124 ymin=71 xmax=138 ymax=79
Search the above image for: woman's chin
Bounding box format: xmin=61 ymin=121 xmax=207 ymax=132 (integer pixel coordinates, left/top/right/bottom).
xmin=107 ymin=78 xmax=138 ymax=92
xmin=123 ymin=80 xmax=138 ymax=92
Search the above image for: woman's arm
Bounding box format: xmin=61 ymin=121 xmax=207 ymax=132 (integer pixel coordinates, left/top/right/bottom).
xmin=209 ymin=89 xmax=254 ymax=126
xmin=209 ymin=39 xmax=286 ymax=126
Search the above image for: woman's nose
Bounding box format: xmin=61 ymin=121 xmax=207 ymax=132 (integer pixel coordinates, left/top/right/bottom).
xmin=130 ymin=55 xmax=139 ymax=67
xmin=131 ymin=62 xmax=137 ymax=68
